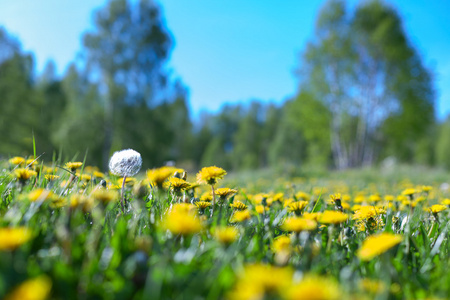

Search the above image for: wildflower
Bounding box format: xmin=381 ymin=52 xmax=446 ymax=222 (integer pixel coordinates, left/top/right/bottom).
xmin=281 ymin=217 xmax=317 ymax=232
xmin=213 ymin=226 xmax=238 ymax=245
xmin=230 ymin=201 xmax=248 ymax=211
xmin=272 ymin=236 xmax=291 ymax=254
xmin=228 ymin=264 xmax=293 ymax=300
xmin=357 ymin=233 xmax=402 ymax=261
xmin=117 ymin=176 xmax=136 ymax=186
xmin=90 ymin=189 xmax=119 ymax=204
xmin=166 ymin=177 xmax=191 ymax=193
xmin=255 ymin=205 xmax=266 ymax=214
xmin=287 ymin=201 xmax=308 ymax=216
xmin=359 ymin=278 xmax=386 ymax=295
xmin=200 ymin=192 xmax=213 ymax=202
xmin=302 ymin=212 xmax=322 ymax=221
xmin=329 ymin=193 xmax=343 ymax=211
xmin=25 ymin=189 xmax=56 ymax=202
xmin=4 ymin=275 xmax=52 ymax=300
xmin=147 ymin=166 xmax=181 ymax=188
xmin=109 ymin=149 xmax=142 ymax=177
xmin=230 ymin=210 xmax=251 ymax=223
xmin=64 ymin=161 xmax=83 ymax=172
xmin=70 ymin=194 xmax=94 ymax=212
xmin=93 ymin=171 xmax=105 ymax=178
xmin=162 ymin=210 xmax=203 ymax=235
xmin=318 ymin=210 xmax=348 ymax=225
xmin=402 ymin=188 xmax=416 ymax=199
xmin=215 ymin=187 xmax=238 ymax=200
xmin=195 ymin=201 xmax=211 ymax=210
xmin=45 ymin=174 xmax=59 ymax=181
xmin=295 ymin=191 xmax=310 ymax=201
xmin=425 ymin=204 xmax=447 ymax=214
xmin=9 ymin=156 xmax=25 ymax=166
xmin=170 ymin=203 xmax=194 ymax=212
xmin=0 ymin=227 xmax=32 ymax=251
xmin=442 ymin=198 xmax=450 ymax=206
xmin=283 ymin=275 xmax=342 ymax=300
xmin=14 ymin=168 xmax=37 ymax=182
xmin=196 ymin=166 xmax=227 ymax=185
xmin=353 ymin=206 xmax=385 ymax=221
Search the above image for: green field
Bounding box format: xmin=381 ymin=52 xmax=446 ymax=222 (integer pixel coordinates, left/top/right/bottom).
xmin=0 ymin=156 xmax=449 ymax=300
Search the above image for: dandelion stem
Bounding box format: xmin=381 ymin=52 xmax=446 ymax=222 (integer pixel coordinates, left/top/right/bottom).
xmin=121 ymin=175 xmax=127 ymax=213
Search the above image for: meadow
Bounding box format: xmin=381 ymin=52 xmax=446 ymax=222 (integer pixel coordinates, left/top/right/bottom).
xmin=0 ymin=152 xmax=449 ymax=300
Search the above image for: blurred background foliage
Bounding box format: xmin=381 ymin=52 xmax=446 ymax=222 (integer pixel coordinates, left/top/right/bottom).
xmin=0 ymin=0 xmax=443 ymax=171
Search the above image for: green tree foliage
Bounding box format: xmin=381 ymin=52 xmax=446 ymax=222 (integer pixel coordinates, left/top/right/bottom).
xmin=82 ymin=0 xmax=189 ymax=169
xmin=436 ymin=119 xmax=450 ymax=169
xmin=0 ymin=28 xmax=40 ymax=155
xmin=51 ymin=65 xmax=105 ymax=164
xmin=297 ymin=0 xmax=435 ymax=169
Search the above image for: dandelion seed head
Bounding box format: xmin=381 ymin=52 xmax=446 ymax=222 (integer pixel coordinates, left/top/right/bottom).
xmin=109 ymin=149 xmax=142 ymax=177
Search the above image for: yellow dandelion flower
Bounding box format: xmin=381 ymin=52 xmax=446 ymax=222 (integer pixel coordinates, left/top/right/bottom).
xmin=295 ymin=191 xmax=310 ymax=201
xmin=272 ymin=235 xmax=291 ymax=253
xmin=90 ymin=189 xmax=119 ymax=204
xmin=9 ymin=156 xmax=25 ymax=166
xmin=229 ymin=264 xmax=293 ymax=300
xmin=422 ymin=185 xmax=432 ymax=192
xmin=70 ymin=194 xmax=94 ymax=211
xmin=318 ymin=211 xmax=348 ymax=225
xmin=283 ymin=275 xmax=342 ymax=300
xmin=272 ymin=192 xmax=284 ymax=203
xmin=165 ymin=177 xmax=191 ymax=192
xmin=359 ymin=278 xmax=386 ymax=294
xmin=281 ymin=217 xmax=317 ymax=232
xmin=147 ymin=166 xmax=182 ymax=188
xmin=14 ymin=168 xmax=37 ymax=181
xmin=230 ymin=200 xmax=248 ymax=210
xmin=353 ymin=206 xmax=385 ymax=221
xmin=197 ymin=166 xmax=227 ymax=185
xmin=357 ymin=233 xmax=402 ymax=261
xmin=255 ymin=205 xmax=267 ymax=214
xmin=4 ymin=275 xmax=52 ymax=300
xmin=0 ymin=227 xmax=32 ymax=251
xmin=442 ymin=198 xmax=450 ymax=206
xmin=287 ymin=201 xmax=308 ymax=215
xmin=76 ymin=173 xmax=92 ymax=182
xmin=384 ymin=195 xmax=395 ymax=202
xmin=402 ymin=188 xmax=416 ymax=196
xmin=162 ymin=210 xmax=203 ymax=235
xmin=22 ymin=189 xmax=57 ymax=203
xmin=195 ymin=201 xmax=212 ymax=209
xmin=230 ymin=210 xmax=251 ymax=222
xmin=171 ymin=203 xmax=196 ymax=214
xmin=64 ymin=162 xmax=83 ymax=172
xmin=25 ymin=158 xmax=38 ymax=166
xmin=215 ymin=187 xmax=238 ymax=199
xmin=93 ymin=171 xmax=105 ymax=178
xmin=200 ymin=192 xmax=213 ymax=202
xmin=213 ymin=226 xmax=238 ymax=244
xmin=425 ymin=204 xmax=447 ymax=214
xmin=44 ymin=174 xmax=59 ymax=181
xmin=117 ymin=176 xmax=136 ymax=188
xmin=302 ymin=212 xmax=322 ymax=221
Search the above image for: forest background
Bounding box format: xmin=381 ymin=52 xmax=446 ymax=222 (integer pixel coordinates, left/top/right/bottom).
xmin=0 ymin=0 xmax=449 ymax=173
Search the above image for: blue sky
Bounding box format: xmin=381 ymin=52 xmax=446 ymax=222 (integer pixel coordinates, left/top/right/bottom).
xmin=0 ymin=0 xmax=449 ymax=118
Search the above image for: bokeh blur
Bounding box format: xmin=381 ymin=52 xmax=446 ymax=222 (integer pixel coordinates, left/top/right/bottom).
xmin=0 ymin=0 xmax=448 ymax=171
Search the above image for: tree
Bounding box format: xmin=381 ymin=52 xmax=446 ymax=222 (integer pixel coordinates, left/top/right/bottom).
xmin=0 ymin=28 xmax=38 ymax=156
xmin=82 ymin=0 xmax=175 ymax=168
xmin=297 ymin=0 xmax=435 ymax=169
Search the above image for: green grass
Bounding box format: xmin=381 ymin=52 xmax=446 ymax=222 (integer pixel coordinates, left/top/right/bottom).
xmin=0 ymin=160 xmax=449 ymax=299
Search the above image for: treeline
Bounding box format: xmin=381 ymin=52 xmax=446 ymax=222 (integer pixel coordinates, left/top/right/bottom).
xmin=0 ymin=0 xmax=448 ymax=171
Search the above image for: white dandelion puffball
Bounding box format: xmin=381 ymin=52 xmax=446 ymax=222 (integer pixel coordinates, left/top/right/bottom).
xmin=109 ymin=149 xmax=142 ymax=177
